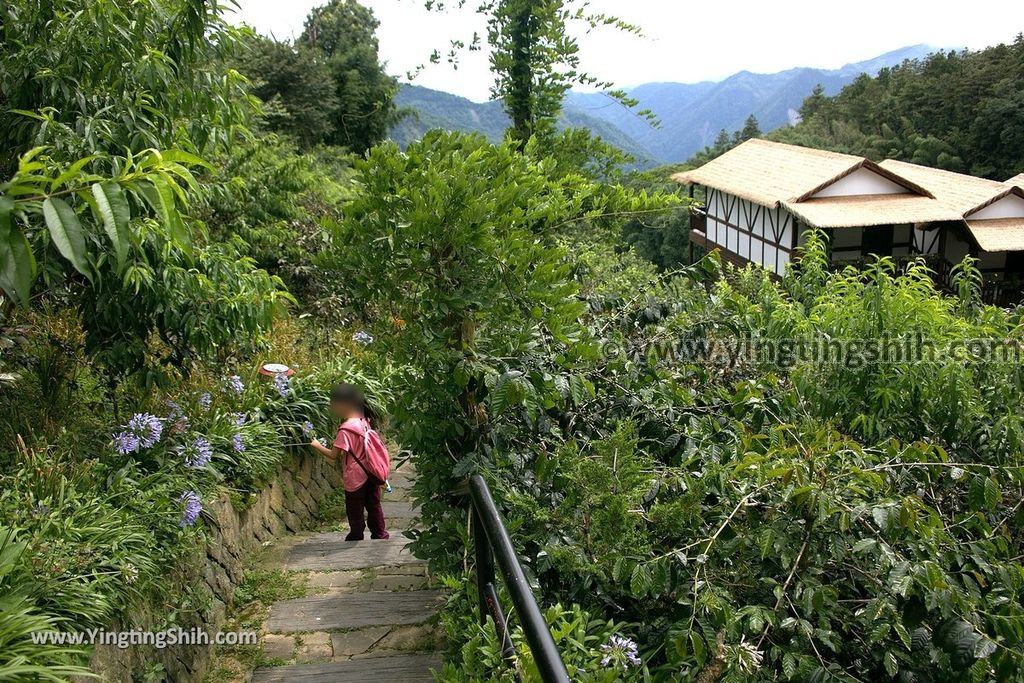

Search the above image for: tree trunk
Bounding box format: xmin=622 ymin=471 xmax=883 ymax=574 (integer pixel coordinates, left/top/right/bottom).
xmin=507 ymin=1 xmax=535 ymax=149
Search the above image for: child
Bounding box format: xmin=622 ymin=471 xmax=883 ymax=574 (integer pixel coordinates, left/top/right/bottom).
xmin=310 ymin=384 xmax=391 ymax=541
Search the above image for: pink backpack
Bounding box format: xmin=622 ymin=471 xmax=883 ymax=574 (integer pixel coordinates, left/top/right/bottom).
xmin=340 ymin=419 xmax=391 ymax=485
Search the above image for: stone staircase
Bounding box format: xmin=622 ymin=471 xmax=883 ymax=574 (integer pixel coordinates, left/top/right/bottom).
xmin=250 ymin=468 xmax=443 ymax=682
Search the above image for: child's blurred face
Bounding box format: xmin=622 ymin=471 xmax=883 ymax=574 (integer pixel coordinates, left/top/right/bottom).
xmin=330 ymin=400 xmax=357 ymax=419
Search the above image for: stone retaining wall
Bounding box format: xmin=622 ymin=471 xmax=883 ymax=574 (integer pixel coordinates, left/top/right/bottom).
xmin=89 ymin=451 xmax=343 ymax=682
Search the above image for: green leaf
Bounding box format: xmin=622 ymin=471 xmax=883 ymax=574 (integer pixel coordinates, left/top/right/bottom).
xmin=782 ymin=652 xmax=798 ymax=679
xmin=158 ymin=149 xmax=214 ymax=171
xmin=884 ymin=650 xmax=898 ymax=677
xmin=0 ymin=198 xmax=36 ymax=306
xmin=50 ymin=155 xmax=97 ymax=191
xmin=42 ymin=197 xmax=90 ymax=278
xmin=689 ymin=632 xmax=706 ymax=666
xmin=853 ymin=538 xmax=877 ymax=554
xmin=91 ymin=182 xmax=131 ymax=269
xmin=630 ymin=563 xmax=652 ymax=597
xmin=140 ymin=177 xmax=189 ymax=250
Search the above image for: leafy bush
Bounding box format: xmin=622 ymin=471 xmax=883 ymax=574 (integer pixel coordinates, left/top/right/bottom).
xmin=410 ymin=236 xmax=1024 ymax=681
xmin=0 ymin=530 xmax=92 ymax=680
xmin=195 ymin=135 xmax=353 ymax=301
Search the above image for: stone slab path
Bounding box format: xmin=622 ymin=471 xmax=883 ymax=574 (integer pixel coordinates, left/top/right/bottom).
xmin=250 ymin=464 xmax=443 ymax=682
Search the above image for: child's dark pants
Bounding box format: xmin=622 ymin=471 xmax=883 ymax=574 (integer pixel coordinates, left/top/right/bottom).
xmin=344 ymin=481 xmax=389 ymax=541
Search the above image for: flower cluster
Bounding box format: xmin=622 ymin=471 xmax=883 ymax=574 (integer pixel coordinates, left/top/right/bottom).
xmin=599 ymin=635 xmax=641 ymax=670
xmin=179 ymin=437 xmax=213 ymax=469
xmin=302 ymin=421 xmax=316 ymax=438
xmin=121 ymin=562 xmax=139 ymax=585
xmin=198 ymin=392 xmax=212 ymax=410
xmin=226 ymin=375 xmax=245 ymax=395
xmin=113 ymin=413 xmax=164 ymax=454
xmin=731 ymin=639 xmax=764 ymax=674
xmin=273 ymin=372 xmax=290 ymax=397
xmin=352 ymin=330 xmax=375 ymax=346
xmin=233 ymin=412 xmax=247 ymax=427
xmin=178 ymin=491 xmax=202 ymax=527
xmin=232 ymin=433 xmax=245 ymax=453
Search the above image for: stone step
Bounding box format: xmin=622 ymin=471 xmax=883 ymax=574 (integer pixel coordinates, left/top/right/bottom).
xmin=268 ymin=589 xmax=446 ymax=632
xmin=284 ymin=532 xmax=421 ymax=571
xmin=379 ymin=500 xmax=419 ymax=519
xmin=251 ymin=654 xmax=441 ymax=682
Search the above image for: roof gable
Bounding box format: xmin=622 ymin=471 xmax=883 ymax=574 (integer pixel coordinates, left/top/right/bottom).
xmin=966 ymin=186 xmax=1024 ymax=219
xmin=878 ymin=159 xmax=1007 ymax=214
xmin=809 ymin=166 xmax=914 ymax=199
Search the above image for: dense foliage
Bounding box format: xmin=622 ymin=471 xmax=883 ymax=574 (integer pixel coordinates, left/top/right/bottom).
xmin=773 ymin=36 xmax=1024 ymax=179
xmin=391 ymin=231 xmax=1024 ymax=682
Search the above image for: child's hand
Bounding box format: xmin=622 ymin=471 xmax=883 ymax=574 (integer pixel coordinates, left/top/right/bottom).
xmin=310 ymin=438 xmax=323 ymax=449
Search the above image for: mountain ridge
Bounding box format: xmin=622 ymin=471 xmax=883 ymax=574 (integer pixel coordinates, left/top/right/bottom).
xmin=389 ymin=44 xmax=943 ymax=165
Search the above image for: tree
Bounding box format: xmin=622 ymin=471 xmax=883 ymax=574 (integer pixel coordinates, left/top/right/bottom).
xmin=713 ymin=129 xmax=731 ymax=151
xmin=0 ymin=0 xmax=253 ymax=174
xmin=423 ymin=0 xmax=643 ymax=149
xmin=740 ymin=114 xmax=762 ymax=140
xmin=237 ymin=37 xmax=340 ymax=147
xmin=298 ymin=0 xmax=400 ymax=155
xmin=0 ymin=0 xmax=288 ymax=381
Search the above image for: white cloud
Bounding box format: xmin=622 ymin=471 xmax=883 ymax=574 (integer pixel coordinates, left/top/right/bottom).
xmin=229 ymin=0 xmax=1024 ymax=101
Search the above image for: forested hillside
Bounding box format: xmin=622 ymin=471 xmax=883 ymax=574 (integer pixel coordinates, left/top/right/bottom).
xmin=772 ymin=36 xmax=1024 ymax=179
xmin=391 ymin=84 xmax=657 ymax=166
xmin=2 ymin=2 xmax=1024 ymax=682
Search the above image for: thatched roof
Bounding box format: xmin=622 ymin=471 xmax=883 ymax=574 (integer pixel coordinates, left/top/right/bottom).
xmin=1006 ymin=173 xmax=1024 ymax=188
xmin=784 ymin=194 xmax=961 ymax=229
xmin=878 ymin=160 xmax=1009 ymax=214
xmin=966 ymin=218 xmax=1024 ymax=252
xmin=672 ymin=139 xmax=930 ymax=207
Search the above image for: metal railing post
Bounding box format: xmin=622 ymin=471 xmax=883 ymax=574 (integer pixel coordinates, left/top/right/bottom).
xmin=472 ymin=508 xmax=495 ymax=627
xmin=468 ymin=475 xmax=570 ymax=683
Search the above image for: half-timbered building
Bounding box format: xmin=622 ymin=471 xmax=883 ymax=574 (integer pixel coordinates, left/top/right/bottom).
xmin=674 ymin=139 xmax=1024 ymax=303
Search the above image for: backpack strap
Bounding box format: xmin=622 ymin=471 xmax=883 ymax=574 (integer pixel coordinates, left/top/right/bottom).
xmin=347 ymin=448 xmax=384 ymax=486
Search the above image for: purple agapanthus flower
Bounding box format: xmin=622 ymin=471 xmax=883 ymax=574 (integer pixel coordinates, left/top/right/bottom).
xmin=178 ymin=491 xmax=202 ymax=527
xmin=232 ymin=432 xmax=245 ymax=453
xmin=600 ymin=635 xmax=641 ymax=669
xmin=232 ymin=412 xmax=247 ymax=427
xmin=114 ymin=413 xmax=163 ymax=453
xmin=273 ymin=372 xmax=290 ymax=398
xmin=226 ymin=375 xmax=244 ymax=394
xmin=113 ymin=431 xmax=140 ymax=454
xmin=301 ymin=421 xmax=316 ymax=438
xmin=128 ymin=413 xmax=163 ymax=448
xmin=179 ymin=437 xmax=213 ymax=468
xmin=352 ymin=331 xmax=374 ymax=346
xmin=198 ymin=392 xmax=212 ymax=410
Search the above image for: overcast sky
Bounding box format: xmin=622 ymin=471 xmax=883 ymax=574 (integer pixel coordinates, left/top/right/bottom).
xmin=230 ymin=0 xmax=1023 ymax=102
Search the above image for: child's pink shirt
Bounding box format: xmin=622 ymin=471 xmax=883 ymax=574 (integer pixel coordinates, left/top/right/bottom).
xmin=333 ymin=417 xmax=370 ymax=492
